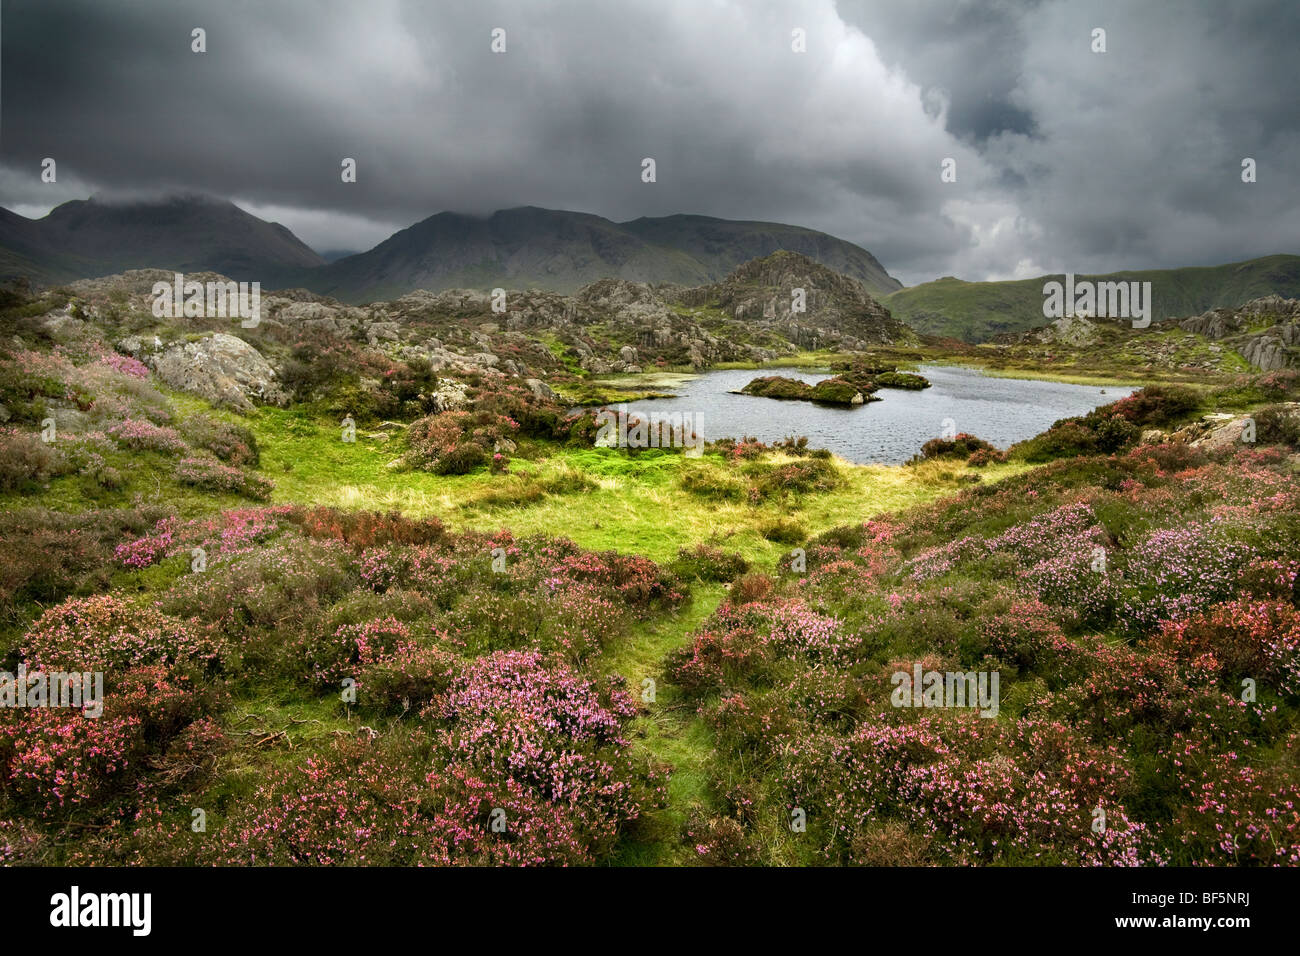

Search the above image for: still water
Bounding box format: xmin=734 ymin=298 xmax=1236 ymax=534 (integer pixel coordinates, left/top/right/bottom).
xmin=616 ymin=365 xmax=1136 ymax=465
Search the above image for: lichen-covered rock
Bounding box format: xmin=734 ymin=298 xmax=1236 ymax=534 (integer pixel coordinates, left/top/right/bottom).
xmin=431 ymin=379 xmax=471 ymax=413
xmin=148 ymin=333 xmax=287 ymax=412
xmin=525 ymin=378 xmax=559 ymax=402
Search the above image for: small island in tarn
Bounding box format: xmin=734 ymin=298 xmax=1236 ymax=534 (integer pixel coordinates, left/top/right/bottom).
xmin=874 ymin=370 xmax=931 ymax=390
xmin=739 ymin=362 xmax=932 ymax=407
xmin=739 ymin=374 xmax=876 ymax=406
xmin=829 ymin=358 xmax=932 ymax=391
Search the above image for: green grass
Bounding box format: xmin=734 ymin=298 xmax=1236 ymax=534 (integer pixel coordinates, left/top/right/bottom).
xmin=7 ymin=393 xmax=1033 ymax=566
xmin=601 ymin=584 xmax=726 ymax=865
xmin=243 ymin=406 xmax=1032 ymax=563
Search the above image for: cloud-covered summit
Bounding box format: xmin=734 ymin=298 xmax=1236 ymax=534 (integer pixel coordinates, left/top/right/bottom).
xmin=1 ymin=0 xmax=1295 ymax=285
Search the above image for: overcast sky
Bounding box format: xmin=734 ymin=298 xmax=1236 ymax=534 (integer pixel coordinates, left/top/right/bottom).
xmin=1 ymin=0 xmax=1296 ymax=285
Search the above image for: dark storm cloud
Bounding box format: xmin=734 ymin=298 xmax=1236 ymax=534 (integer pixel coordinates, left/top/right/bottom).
xmin=836 ymin=0 xmax=1041 ymax=142
xmin=0 ymin=0 xmax=1296 ymax=285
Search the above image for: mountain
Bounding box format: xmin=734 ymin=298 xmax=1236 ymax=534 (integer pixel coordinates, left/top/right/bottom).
xmin=885 ymin=254 xmax=1300 ymax=343
xmin=0 ymin=199 xmax=903 ymax=305
xmin=0 ymin=195 xmax=325 ymax=286
xmin=308 ymin=206 xmax=902 ymax=303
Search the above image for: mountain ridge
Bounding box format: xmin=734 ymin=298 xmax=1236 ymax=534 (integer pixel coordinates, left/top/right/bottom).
xmin=310 ymin=205 xmax=903 ymax=302
xmin=0 ymin=197 xmax=903 ymax=303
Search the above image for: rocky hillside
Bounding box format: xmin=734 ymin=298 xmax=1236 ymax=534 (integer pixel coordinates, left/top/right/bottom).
xmin=991 ymin=295 xmax=1300 ymax=375
xmin=1175 ymin=295 xmax=1300 ymax=370
xmin=21 ymin=252 xmax=910 ymax=415
xmin=667 ymin=251 xmax=912 ymax=354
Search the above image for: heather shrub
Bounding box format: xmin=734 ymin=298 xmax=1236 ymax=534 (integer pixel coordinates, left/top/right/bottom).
xmin=973 ymin=598 xmax=1080 ymax=680
xmin=966 ymin=446 xmax=1005 ymax=467
xmin=545 ymin=549 xmax=682 ymax=609
xmin=428 ymin=651 xmax=653 ymax=861
xmin=1114 ymin=523 xmax=1253 ymax=633
xmin=434 ymin=441 xmax=487 ymax=475
xmin=0 ymin=427 xmax=63 ymax=492
xmin=1170 ymin=743 xmax=1300 ymax=865
xmin=213 ymin=734 xmax=457 ymax=866
xmin=286 ymin=506 xmax=445 ymax=549
xmin=671 ymin=544 xmax=750 ymax=582
xmin=156 ymin=538 xmax=357 ymax=656
xmin=758 ymin=516 xmax=806 ymax=544
xmin=0 ymin=505 xmax=167 ymax=625
xmin=175 ymin=456 xmax=273 ymax=500
xmin=357 ymin=544 xmax=465 ymax=603
xmin=105 ymin=418 xmax=187 ymax=455
xmin=97 ymin=352 xmax=148 ymax=380
xmin=114 ymin=507 xmax=291 ymax=569
xmin=0 ymin=667 xmax=224 ymax=819
xmin=1256 ymin=369 xmax=1300 ymax=401
xmin=1255 ymin=403 xmax=1300 ymax=446
xmin=446 ymin=590 xmax=548 ymax=655
xmin=180 ymin=413 xmax=260 ymax=466
xmin=404 ymin=410 xmax=518 ymax=473
xmin=304 ymin=616 xmax=417 ymax=686
xmin=1089 ymin=413 xmax=1141 ymax=453
xmin=470 ymin=379 xmax=564 ymax=438
xmin=1010 ymin=420 xmax=1100 ymax=462
xmin=663 ymin=601 xmax=846 ymax=694
xmin=534 ymin=581 xmax=626 ymax=661
xmin=1107 ymin=384 xmax=1201 ymax=427
xmin=20 ymin=594 xmax=223 ymax=675
xmin=781 ymin=718 xmax=1162 ymax=865
xmin=915 ymin=433 xmax=997 ymax=462
xmin=682 ymin=810 xmax=760 ymax=865
xmin=730 ymin=572 xmax=773 ymax=604
xmin=702 ymin=690 xmax=799 ymax=754
xmin=356 ymin=641 xmax=458 ymax=714
xmin=1152 ymin=598 xmax=1300 ymax=695
xmin=216 ymin=650 xmax=660 ymax=867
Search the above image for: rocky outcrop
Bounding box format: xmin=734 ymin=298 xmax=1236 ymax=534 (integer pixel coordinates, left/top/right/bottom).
xmin=668 ymin=251 xmax=913 ymax=350
xmin=1031 ymin=313 xmax=1100 ymax=347
xmin=1178 ymin=296 xmax=1300 ymax=371
xmin=525 ymin=378 xmax=560 ymax=402
xmin=145 ymin=333 xmax=287 ymax=413
xmin=61 ymin=254 xmax=918 ymax=386
xmin=431 ymin=378 xmax=470 ymax=413
xmin=1167 ymin=403 xmax=1300 ymax=449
